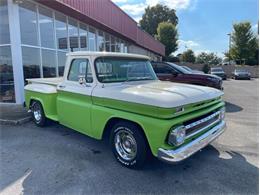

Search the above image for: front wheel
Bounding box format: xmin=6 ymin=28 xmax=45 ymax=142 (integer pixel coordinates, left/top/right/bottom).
xmin=31 ymin=101 xmax=47 ymax=127
xmin=110 ymin=121 xmax=149 ymax=169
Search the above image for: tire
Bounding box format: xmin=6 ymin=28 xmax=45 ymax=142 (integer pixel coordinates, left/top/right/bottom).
xmin=110 ymin=121 xmax=149 ymax=169
xmin=31 ymin=101 xmax=47 ymax=127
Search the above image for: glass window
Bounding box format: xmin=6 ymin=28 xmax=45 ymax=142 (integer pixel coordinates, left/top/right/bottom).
xmin=68 ymin=18 xmax=79 ymax=52
xmin=154 ymin=63 xmax=174 ymax=74
xmin=111 ymin=36 xmax=115 ymax=52
xmin=88 ymin=27 xmax=96 ymax=51
xmin=124 ymin=42 xmax=128 ymax=53
xmin=68 ymin=59 xmax=92 ymax=83
xmin=22 ymin=47 xmax=41 ymax=82
xmin=115 ymin=38 xmax=120 ymax=52
xmin=19 ymin=1 xmax=38 ymax=46
xmin=39 ymin=6 xmax=54 ymax=48
xmin=95 ymin=57 xmax=156 ymax=83
xmin=120 ymin=41 xmax=125 ymax=53
xmin=58 ymin=51 xmax=66 ymax=77
xmin=42 ymin=49 xmax=56 ymax=78
xmin=97 ymin=30 xmax=104 ymax=51
xmin=105 ymin=33 xmax=110 ymax=52
xmin=79 ymin=23 xmax=88 ymax=51
xmin=0 ymin=46 xmax=15 ymax=102
xmin=0 ymin=0 xmax=10 ymax=44
xmin=55 ymin=12 xmax=68 ymax=51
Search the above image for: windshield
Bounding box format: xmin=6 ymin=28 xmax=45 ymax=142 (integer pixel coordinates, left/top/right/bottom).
xmin=235 ymin=69 xmax=247 ymax=73
xmin=182 ymin=66 xmax=192 ymax=71
xmin=166 ymin=62 xmax=191 ymax=74
xmin=211 ymin=68 xmax=223 ymax=72
xmin=95 ymin=57 xmax=157 ymax=83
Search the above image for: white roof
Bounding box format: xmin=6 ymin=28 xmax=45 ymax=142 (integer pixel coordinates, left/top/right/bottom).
xmin=66 ymin=51 xmax=150 ymax=60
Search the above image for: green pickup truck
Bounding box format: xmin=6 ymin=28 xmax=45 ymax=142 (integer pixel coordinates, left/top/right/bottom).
xmin=25 ymin=52 xmax=226 ymax=169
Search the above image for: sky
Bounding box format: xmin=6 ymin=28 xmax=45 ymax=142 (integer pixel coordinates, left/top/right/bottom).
xmin=112 ymin=0 xmax=259 ymax=57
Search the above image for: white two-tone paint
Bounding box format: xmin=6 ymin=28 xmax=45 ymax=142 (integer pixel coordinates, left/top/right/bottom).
xmin=25 ymin=52 xmax=223 ymax=108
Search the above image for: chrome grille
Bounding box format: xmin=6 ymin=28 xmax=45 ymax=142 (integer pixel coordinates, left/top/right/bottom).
xmin=184 ymin=111 xmax=221 ymax=139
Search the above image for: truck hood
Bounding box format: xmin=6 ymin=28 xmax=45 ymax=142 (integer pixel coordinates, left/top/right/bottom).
xmin=93 ymin=80 xmax=223 ymax=108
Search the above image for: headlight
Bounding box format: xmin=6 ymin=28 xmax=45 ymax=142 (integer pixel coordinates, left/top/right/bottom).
xmin=168 ymin=126 xmax=186 ymax=146
xmin=219 ymin=107 xmax=225 ymax=120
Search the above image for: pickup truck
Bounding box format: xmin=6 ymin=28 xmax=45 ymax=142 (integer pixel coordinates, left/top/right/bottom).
xmin=24 ymin=52 xmax=226 ymax=169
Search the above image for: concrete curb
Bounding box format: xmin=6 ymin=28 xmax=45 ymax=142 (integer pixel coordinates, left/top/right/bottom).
xmin=0 ymin=116 xmax=32 ymax=125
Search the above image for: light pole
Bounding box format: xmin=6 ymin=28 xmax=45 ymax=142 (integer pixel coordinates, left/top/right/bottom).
xmin=227 ymin=33 xmax=231 ymax=65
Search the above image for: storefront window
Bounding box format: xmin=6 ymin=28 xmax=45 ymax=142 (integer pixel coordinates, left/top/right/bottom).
xmin=19 ymin=1 xmax=38 ymax=46
xmin=58 ymin=51 xmax=66 ymax=76
xmin=105 ymin=33 xmax=110 ymax=52
xmin=111 ymin=36 xmax=115 ymax=52
xmin=42 ymin=49 xmax=56 ymax=78
xmin=0 ymin=0 xmax=10 ymax=44
xmin=115 ymin=38 xmax=120 ymax=52
xmin=39 ymin=6 xmax=55 ymax=49
xmin=79 ymin=23 xmax=88 ymax=51
xmin=97 ymin=30 xmax=105 ymax=51
xmin=88 ymin=27 xmax=96 ymax=51
xmin=68 ymin=18 xmax=79 ymax=52
xmin=120 ymin=40 xmax=125 ymax=53
xmin=22 ymin=47 xmax=41 ymax=82
xmin=0 ymin=46 xmax=15 ymax=102
xmin=55 ymin=12 xmax=68 ymax=51
xmin=124 ymin=42 xmax=128 ymax=53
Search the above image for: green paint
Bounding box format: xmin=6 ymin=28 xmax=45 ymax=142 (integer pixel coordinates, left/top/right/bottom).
xmin=92 ymin=96 xmax=222 ymax=119
xmin=25 ymin=90 xmax=58 ymax=121
xmin=25 ymin=88 xmax=224 ymax=157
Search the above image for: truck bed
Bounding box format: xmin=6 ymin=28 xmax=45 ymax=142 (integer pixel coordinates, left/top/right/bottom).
xmin=26 ymin=77 xmax=63 ymax=86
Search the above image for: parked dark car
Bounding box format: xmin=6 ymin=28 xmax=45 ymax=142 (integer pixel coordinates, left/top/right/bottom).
xmin=151 ymin=62 xmax=223 ymax=90
xmin=232 ymin=69 xmax=251 ymax=80
xmin=210 ymin=67 xmax=227 ymax=80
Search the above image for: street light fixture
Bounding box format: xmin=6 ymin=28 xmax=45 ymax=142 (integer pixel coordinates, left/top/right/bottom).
xmin=227 ymin=33 xmax=231 ymax=65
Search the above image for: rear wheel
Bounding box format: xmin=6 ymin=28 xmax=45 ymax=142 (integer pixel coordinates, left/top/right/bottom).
xmin=31 ymin=101 xmax=47 ymax=127
xmin=110 ymin=121 xmax=149 ymax=169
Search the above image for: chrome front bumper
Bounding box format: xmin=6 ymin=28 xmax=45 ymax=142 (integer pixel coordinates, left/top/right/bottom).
xmin=158 ymin=120 xmax=226 ymax=163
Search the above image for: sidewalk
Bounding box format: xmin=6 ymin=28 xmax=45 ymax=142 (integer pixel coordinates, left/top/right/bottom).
xmin=0 ymin=104 xmax=31 ymax=125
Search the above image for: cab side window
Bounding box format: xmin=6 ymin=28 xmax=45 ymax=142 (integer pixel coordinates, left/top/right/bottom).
xmin=154 ymin=63 xmax=174 ymax=74
xmin=68 ymin=59 xmax=93 ymax=83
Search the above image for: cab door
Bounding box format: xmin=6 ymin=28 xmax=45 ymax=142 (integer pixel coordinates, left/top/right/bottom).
xmin=57 ymin=57 xmax=95 ymax=136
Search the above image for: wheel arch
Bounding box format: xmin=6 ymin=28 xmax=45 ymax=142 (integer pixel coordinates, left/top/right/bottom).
xmin=29 ymin=97 xmax=45 ymax=110
xmin=102 ymin=117 xmax=152 ymax=154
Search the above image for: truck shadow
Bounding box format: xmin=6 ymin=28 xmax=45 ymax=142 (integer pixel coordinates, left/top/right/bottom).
xmin=225 ymin=101 xmax=243 ymax=113
xmin=1 ymin=123 xmax=258 ymax=194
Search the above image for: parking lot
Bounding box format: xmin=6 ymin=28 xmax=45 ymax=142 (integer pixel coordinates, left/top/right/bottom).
xmin=0 ymin=79 xmax=259 ymax=194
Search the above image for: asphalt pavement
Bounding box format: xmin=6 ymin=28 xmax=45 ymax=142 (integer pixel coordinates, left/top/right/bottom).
xmin=0 ymin=79 xmax=258 ymax=194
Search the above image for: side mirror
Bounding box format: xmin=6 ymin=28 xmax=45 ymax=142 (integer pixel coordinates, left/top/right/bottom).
xmin=172 ymin=71 xmax=178 ymax=77
xmin=78 ymin=75 xmax=86 ymax=85
xmin=78 ymin=75 xmax=92 ymax=87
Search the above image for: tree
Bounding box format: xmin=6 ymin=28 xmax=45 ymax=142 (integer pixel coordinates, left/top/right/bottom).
xmin=228 ymin=22 xmax=258 ymax=65
xmin=156 ymin=22 xmax=178 ymax=57
xmin=196 ymin=52 xmax=222 ymax=65
xmin=140 ymin=4 xmax=178 ymax=36
xmin=180 ymin=49 xmax=196 ymax=63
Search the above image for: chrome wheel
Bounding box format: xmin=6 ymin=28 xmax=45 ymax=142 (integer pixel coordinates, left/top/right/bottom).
xmin=114 ymin=128 xmax=137 ymax=161
xmin=33 ymin=103 xmax=42 ymax=122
